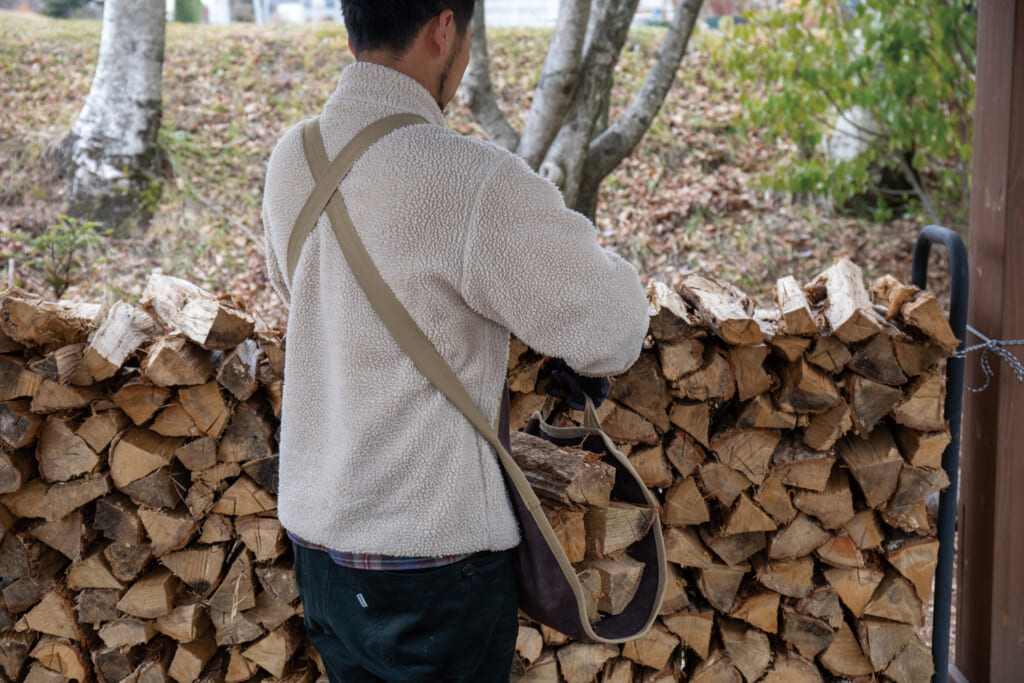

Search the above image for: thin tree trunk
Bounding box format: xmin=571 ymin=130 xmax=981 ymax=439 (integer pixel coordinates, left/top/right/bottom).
xmin=61 ymin=0 xmax=166 ymax=238
xmin=577 ymin=0 xmax=703 ymax=217
xmin=461 ymin=0 xmax=519 ymax=151
xmin=517 ymin=0 xmax=591 ymax=169
xmin=540 ymin=0 xmax=640 ymax=210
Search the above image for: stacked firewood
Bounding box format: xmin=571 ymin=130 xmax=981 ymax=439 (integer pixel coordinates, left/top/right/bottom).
xmin=509 ymin=260 xmax=954 ymax=683
xmin=0 ymin=275 xmax=313 ymax=683
xmin=0 ymin=257 xmax=952 ymax=683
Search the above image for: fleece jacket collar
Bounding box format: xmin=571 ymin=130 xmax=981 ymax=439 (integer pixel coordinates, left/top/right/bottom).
xmin=328 ymin=62 xmax=448 ymax=129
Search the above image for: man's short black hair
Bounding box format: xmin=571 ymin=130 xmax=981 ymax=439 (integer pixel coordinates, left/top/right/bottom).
xmin=342 ymin=1 xmax=475 ymax=56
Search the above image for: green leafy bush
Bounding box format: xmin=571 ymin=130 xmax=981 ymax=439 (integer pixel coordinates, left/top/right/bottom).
xmin=43 ymin=0 xmax=90 ymax=18
xmin=715 ymin=0 xmax=976 ymax=224
xmin=23 ymin=215 xmax=107 ymax=299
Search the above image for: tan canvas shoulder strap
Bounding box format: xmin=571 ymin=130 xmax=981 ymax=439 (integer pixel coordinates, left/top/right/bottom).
xmin=286 ymin=113 xmax=428 ymax=285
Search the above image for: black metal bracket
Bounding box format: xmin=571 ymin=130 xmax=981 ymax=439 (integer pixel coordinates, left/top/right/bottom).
xmin=910 ymin=225 xmax=969 ymax=683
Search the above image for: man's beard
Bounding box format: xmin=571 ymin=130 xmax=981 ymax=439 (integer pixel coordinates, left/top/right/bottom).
xmin=436 ymin=35 xmax=463 ymax=111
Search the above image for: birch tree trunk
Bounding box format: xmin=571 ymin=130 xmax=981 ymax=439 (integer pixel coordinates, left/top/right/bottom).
xmin=61 ymin=0 xmax=166 ymax=238
xmin=462 ymin=0 xmax=704 ymax=220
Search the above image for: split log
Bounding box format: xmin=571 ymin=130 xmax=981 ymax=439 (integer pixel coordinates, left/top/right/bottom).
xmin=857 ymin=617 xmax=916 ymax=671
xmin=738 ymin=394 xmax=797 ymax=430
xmin=509 ymin=432 xmax=615 ymax=507
xmin=593 ymin=401 xmax=659 ymax=445
xmin=703 ymin=529 xmax=765 ymax=566
xmin=672 ymin=350 xmax=736 ymax=402
xmin=679 ymin=274 xmax=761 ymax=346
xmin=662 ymin=609 xmax=714 ymax=660
xmin=104 ymin=542 xmax=153 ymax=583
xmin=515 ymin=626 xmax=543 ymax=666
xmin=843 ymin=509 xmax=884 ymax=550
xmin=111 ymin=379 xmax=170 ymax=426
xmin=621 ymin=625 xmax=678 ymax=671
xmin=767 ymin=514 xmax=830 ymax=560
xmin=658 ymin=564 xmax=690 ymax=615
xmin=211 ymin=476 xmax=277 ymax=516
xmin=77 ymin=301 xmax=159 ymax=382
xmin=805 ymin=336 xmax=851 ymax=374
xmin=235 ymin=515 xmax=287 ymax=564
xmin=646 ymin=280 xmax=704 ymax=343
xmin=0 ymin=446 xmax=35 ymax=493
xmin=893 ymin=426 xmax=950 ymax=471
xmin=890 ymin=371 xmax=946 ymax=431
xmin=198 ymin=514 xmax=234 ymax=544
xmin=893 ymin=335 xmax=945 ymax=376
xmin=795 ymin=586 xmax=843 ymax=629
xmin=242 ymin=623 xmax=302 ymax=678
xmin=690 ymin=646 xmax=742 ymax=683
xmin=120 ymin=462 xmax=189 ymax=509
xmin=176 ymin=437 xmax=218 ymax=472
xmin=802 ymin=400 xmax=852 ymax=452
xmin=754 ymin=476 xmax=796 ymax=525
xmin=577 ymin=556 xmax=645 ymax=615
xmin=74 ymin=587 xmax=120 ymax=625
xmin=848 ymin=333 xmax=907 ymax=385
xmin=726 ymin=345 xmax=772 ymax=401
xmin=791 ymin=470 xmax=855 ymax=529
xmin=0 ymin=630 xmax=37 ymax=681
xmin=775 ymin=276 xmax=818 ymax=336
xmin=94 ymin=494 xmax=145 ymax=546
xmin=753 ymin=555 xmax=815 ymax=599
xmin=731 ymin=591 xmax=779 ymax=634
xmin=698 ymin=462 xmax=750 ymax=507
xmin=241 ymin=455 xmax=279 ymax=496
xmin=846 ymin=374 xmax=903 ymax=434
xmin=144 ymin=335 xmax=214 ymax=387
xmin=29 ymin=344 xmax=85 ymax=385
xmin=721 ymin=494 xmax=776 ymax=536
xmin=116 ymin=568 xmax=178 ymax=619
xmin=0 ymin=357 xmax=44 ymax=401
xmin=28 ymin=510 xmax=90 ymax=561
xmin=664 ymin=429 xmax=706 ymax=478
xmin=698 ymin=563 xmax=748 ymax=612
xmin=29 ymin=637 xmax=89 ymax=682
xmin=815 ymin=533 xmax=863 ymax=568
xmin=662 ymin=477 xmax=709 ymax=526
xmin=863 ymin=573 xmax=923 ymax=627
xmin=776 ymin=360 xmax=840 ymax=414
xmin=30 ymin=378 xmax=100 ymax=414
xmin=602 ymin=658 xmax=633 ymax=683
xmin=555 ymin=642 xmax=618 ymax=683
xmin=770 ymin=437 xmax=834 ymax=492
xmin=142 ymin=273 xmax=255 ymax=350
xmin=151 ymin=401 xmax=202 ymax=437
xmin=99 ymin=617 xmax=157 ymax=649
xmin=156 ymin=602 xmax=213 ymax=643
xmin=169 ymin=637 xmax=219 ymax=683
xmin=710 ymin=429 xmax=781 ymax=487
xmin=628 ymin=445 xmax=675 ymax=489
xmin=76 ymin=409 xmax=129 ymax=452
xmin=209 ymin=551 xmax=256 ymax=614
xmin=110 ymin=428 xmax=183 ymax=490
xmin=669 ymin=402 xmax=710 ymax=448
xmin=67 ymin=550 xmax=122 ymax=591
xmin=815 ymin=259 xmax=882 ymax=343
xmin=2 ymin=546 xmax=67 ymax=611
xmin=93 ymin=648 xmax=137 ymax=683
xmin=251 ymin=590 xmax=299 ymax=632
xmin=255 ymin=563 xmax=299 ymax=605
xmin=664 ymin=527 xmax=712 ymax=569
xmin=18 ymin=588 xmax=82 ymax=640
xmin=178 ymin=382 xmax=231 ymax=438
xmin=0 ymin=399 xmax=43 ymax=449
xmin=824 ymin=566 xmax=885 ymax=617
xmin=837 ymin=427 xmax=903 ymax=509
xmin=217 ymin=339 xmax=261 ymax=401
xmin=720 ymin=620 xmax=771 ymax=683
xmin=889 ymin=464 xmax=950 ymax=509
xmin=884 ymin=638 xmax=934 ymax=683
xmin=761 ymin=653 xmax=822 ymax=683
xmin=583 ymin=502 xmax=655 ymax=558
xmin=658 ymin=338 xmax=704 ymax=381
xmin=780 ymin=605 xmax=835 ymax=659
xmin=218 ymin=403 xmax=273 ymax=464
xmin=608 ymin=353 xmax=671 ymax=432
xmin=819 ymin=621 xmax=873 ymax=677
xmin=138 ymin=507 xmax=198 ymax=556
xmin=767 ymin=334 xmax=812 ymax=363
xmin=886 ymin=537 xmax=939 ymax=602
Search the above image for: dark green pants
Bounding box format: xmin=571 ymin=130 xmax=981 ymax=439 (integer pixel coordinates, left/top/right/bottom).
xmin=292 ymin=543 xmax=519 ymax=682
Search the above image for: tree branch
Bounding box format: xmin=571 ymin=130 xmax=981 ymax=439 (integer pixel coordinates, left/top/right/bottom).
xmin=539 ymin=0 xmax=639 ymax=209
xmin=518 ymin=0 xmax=591 ymax=169
xmin=460 ymin=0 xmax=519 ymax=151
xmin=582 ymin=0 xmax=703 ymax=189
xmin=898 ymin=154 xmax=939 ymax=224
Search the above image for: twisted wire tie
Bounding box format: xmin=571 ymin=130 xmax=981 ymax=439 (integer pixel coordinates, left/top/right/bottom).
xmin=953 ymin=324 xmax=1024 ymax=393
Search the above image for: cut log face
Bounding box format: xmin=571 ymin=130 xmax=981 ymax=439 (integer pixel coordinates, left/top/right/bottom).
xmin=79 ymin=301 xmax=159 ymax=383
xmin=893 ymin=426 xmax=950 ymax=471
xmin=647 ymin=280 xmax=704 ymax=343
xmin=218 ymin=402 xmax=273 ymax=464
xmin=791 ymin=470 xmax=855 ymax=530
xmin=0 ymin=399 xmax=44 ymax=450
xmin=111 ymin=380 xmax=171 ymax=427
xmin=664 ymin=430 xmax=707 ymax=478
xmin=770 ymin=437 xmax=835 ymax=493
xmin=837 ymin=427 xmax=903 ymax=509
xmin=889 ymin=464 xmax=950 ymax=509
xmin=890 ymin=371 xmax=946 ymax=431
xmin=178 ymin=382 xmax=231 ymax=438
xmin=802 ymin=400 xmax=852 ymax=452
xmin=658 ymin=338 xmax=705 ymax=381
xmin=139 ymin=507 xmax=198 ymax=556
xmin=710 ymin=429 xmax=781 ymax=487
xmin=77 ymin=409 xmax=129 ymax=453
xmin=884 ymin=637 xmax=935 ymax=683
xmin=899 ymin=290 xmax=959 ymax=352
xmin=669 ymin=402 xmax=711 ymax=448
xmin=142 ymin=273 xmax=255 ymax=350
xmin=720 ymin=620 xmax=772 ymax=683
xmin=698 ymin=563 xmax=748 ymax=612
xmin=99 ymin=617 xmax=158 ymax=649
xmin=690 ymin=645 xmax=743 ymax=683
xmin=235 ymin=515 xmax=287 ymax=564
xmin=209 ymin=550 xmax=257 ymax=615
xmin=175 ymin=436 xmax=218 ymax=472
xmin=824 ymin=566 xmax=885 ymax=617
xmin=30 ymin=637 xmax=89 ymax=682
xmin=699 ymin=462 xmax=750 ymax=507
xmin=160 ymin=544 xmax=228 ymax=598
xmin=144 ymin=335 xmax=215 ymax=387
xmin=703 ymin=529 xmax=766 ymax=567
xmin=67 ymin=550 xmax=122 ymax=591
xmin=109 ymin=428 xmax=183 ymax=490
xmin=584 ymin=501 xmax=655 ymax=558
xmin=726 ymin=344 xmax=772 ymax=401
xmin=679 ymin=274 xmax=761 ymax=346
xmin=151 ymin=401 xmax=202 ymax=437
xmin=217 ymin=339 xmax=261 ymax=401
xmin=95 ymin=494 xmax=145 ymax=546
xmin=753 ymin=555 xmax=815 ymax=599
xmin=609 ymin=353 xmax=671 ymax=432
xmin=509 ymin=431 xmax=615 ymax=507
xmin=819 ymin=620 xmax=873 ymax=677
xmin=768 ymin=514 xmax=831 ymax=560
xmin=211 ymin=475 xmax=277 ymax=516
xmin=620 ymin=625 xmax=679 ymax=671
xmin=886 ymin=537 xmax=939 ymax=602
xmin=663 ymin=477 xmax=710 ymax=526
xmin=738 ymin=394 xmax=797 ymax=430
xmin=846 ymin=374 xmax=904 ymax=435
xmin=74 ymin=588 xmax=119 ymax=626
xmin=673 ymin=349 xmax=736 ymax=403
xmin=658 ymin=563 xmax=690 ymax=615
xmin=664 ymin=527 xmax=712 ymax=569
xmin=628 ymin=445 xmax=675 ymax=489
xmin=104 ymin=542 xmax=153 ymax=584
xmin=19 ymin=588 xmax=81 ymax=640
xmin=776 ymin=360 xmax=840 ymax=414
xmin=847 ymin=333 xmax=908 ymax=386
xmin=663 ymin=609 xmax=714 ymax=661
xmin=775 ymin=276 xmax=818 ymax=336
xmin=815 ymin=533 xmax=864 ymax=568
xmin=863 ymin=573 xmax=923 ymax=627
xmin=842 ymin=509 xmax=884 ymax=550
xmin=858 ymin=617 xmax=916 ymax=671
xmin=556 ymin=642 xmax=618 ymax=683
xmin=767 ymin=334 xmax=812 ymax=363
xmin=754 ymin=476 xmax=796 ymax=525
xmin=805 ymin=336 xmax=852 ymax=374
xmin=721 ymin=494 xmax=777 ymax=536
xmin=780 ymin=605 xmax=835 ymax=659
xmin=28 ymin=509 xmax=90 ymax=561
xmin=731 ymin=591 xmax=780 ymax=634
xmin=117 ymin=569 xmax=178 ymax=619
xmin=0 ymin=446 xmax=36 ymax=494
xmin=594 ymin=400 xmax=660 ymax=445
xmin=37 ymin=417 xmax=100 ymax=483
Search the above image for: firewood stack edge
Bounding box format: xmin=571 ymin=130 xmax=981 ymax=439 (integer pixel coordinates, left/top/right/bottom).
xmin=0 ymin=259 xmax=953 ymax=683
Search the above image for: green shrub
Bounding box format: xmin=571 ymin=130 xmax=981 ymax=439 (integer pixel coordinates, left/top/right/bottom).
xmin=714 ymin=0 xmax=976 ymax=225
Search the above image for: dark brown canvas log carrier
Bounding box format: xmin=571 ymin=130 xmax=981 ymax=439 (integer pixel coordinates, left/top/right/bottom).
xmin=289 ymin=114 xmax=667 ymax=643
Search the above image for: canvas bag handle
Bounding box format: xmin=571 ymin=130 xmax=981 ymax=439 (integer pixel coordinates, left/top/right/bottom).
xmin=292 ymin=115 xmax=662 ymax=643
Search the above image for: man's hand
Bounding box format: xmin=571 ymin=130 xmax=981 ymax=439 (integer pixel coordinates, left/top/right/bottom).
xmin=535 ymin=358 xmax=611 ymax=411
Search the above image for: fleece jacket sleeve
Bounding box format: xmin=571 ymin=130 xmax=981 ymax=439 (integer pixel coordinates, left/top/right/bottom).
xmin=460 ymin=153 xmax=648 ymax=378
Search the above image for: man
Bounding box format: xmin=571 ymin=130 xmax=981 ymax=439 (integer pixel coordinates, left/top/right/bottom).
xmin=261 ymin=1 xmax=649 ymax=680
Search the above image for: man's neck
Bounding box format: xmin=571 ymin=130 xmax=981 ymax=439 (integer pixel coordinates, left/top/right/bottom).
xmin=356 ymin=52 xmax=443 ymax=110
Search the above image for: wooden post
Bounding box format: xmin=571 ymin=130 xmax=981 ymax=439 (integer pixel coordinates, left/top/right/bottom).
xmin=957 ymin=1 xmax=1024 ymax=680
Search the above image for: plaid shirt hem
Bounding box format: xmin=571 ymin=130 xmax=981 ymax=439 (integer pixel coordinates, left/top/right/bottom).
xmin=287 ymin=531 xmax=471 ymax=570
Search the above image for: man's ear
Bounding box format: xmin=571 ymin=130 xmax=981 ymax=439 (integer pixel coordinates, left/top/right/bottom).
xmin=431 ymin=8 xmax=457 ymax=55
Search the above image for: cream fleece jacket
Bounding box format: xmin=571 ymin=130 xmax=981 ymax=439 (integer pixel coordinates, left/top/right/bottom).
xmin=262 ymin=63 xmax=648 ymax=557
